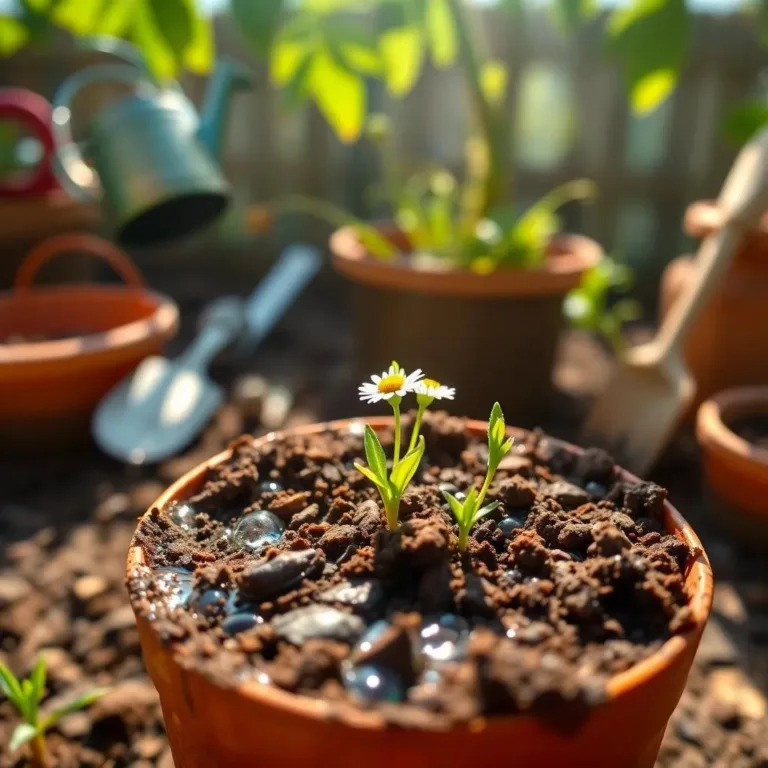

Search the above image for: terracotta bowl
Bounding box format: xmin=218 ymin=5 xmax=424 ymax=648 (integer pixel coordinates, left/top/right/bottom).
xmin=127 ymin=418 xmax=713 ymax=768
xmin=697 ymin=386 xmax=768 ymax=548
xmin=0 ymin=234 xmax=178 ymax=450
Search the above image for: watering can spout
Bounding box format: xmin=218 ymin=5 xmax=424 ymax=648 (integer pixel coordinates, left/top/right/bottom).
xmin=197 ymin=58 xmax=253 ymax=160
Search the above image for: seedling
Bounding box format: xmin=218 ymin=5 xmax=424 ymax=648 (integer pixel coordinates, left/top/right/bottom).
xmin=0 ymin=656 xmax=108 ymax=766
xmin=357 ymin=362 xmax=454 ymax=529
xmin=443 ymin=402 xmax=514 ymax=552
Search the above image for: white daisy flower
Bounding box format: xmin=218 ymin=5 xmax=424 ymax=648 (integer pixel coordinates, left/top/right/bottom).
xmin=359 ymin=362 xmax=423 ymax=404
xmin=415 ymin=378 xmax=455 ymax=401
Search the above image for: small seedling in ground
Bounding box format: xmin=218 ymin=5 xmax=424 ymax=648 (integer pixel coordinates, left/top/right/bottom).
xmin=443 ymin=402 xmax=514 ymax=552
xmin=0 ymin=656 xmax=108 ymax=766
xmin=357 ymin=362 xmax=455 ymax=529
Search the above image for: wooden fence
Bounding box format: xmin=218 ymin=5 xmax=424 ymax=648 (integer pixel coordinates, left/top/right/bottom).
xmin=0 ymin=8 xmax=765 ymax=299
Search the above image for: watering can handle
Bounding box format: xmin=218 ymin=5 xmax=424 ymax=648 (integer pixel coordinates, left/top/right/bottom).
xmin=0 ymin=89 xmax=58 ymax=198
xmin=51 ymin=64 xmax=160 ymax=202
xmin=14 ymin=233 xmax=146 ymax=291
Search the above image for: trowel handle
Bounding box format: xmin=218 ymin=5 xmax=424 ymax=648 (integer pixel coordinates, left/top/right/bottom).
xmin=655 ymin=126 xmax=768 ymax=361
xmin=179 ymin=298 xmax=245 ymax=371
xmin=234 ymin=244 xmax=322 ymax=358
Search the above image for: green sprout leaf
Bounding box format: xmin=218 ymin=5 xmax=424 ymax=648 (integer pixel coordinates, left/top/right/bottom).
xmin=473 ymin=500 xmax=500 ymax=526
xmin=390 ymin=436 xmax=425 ymax=493
xmin=10 ymin=723 xmax=37 ymax=752
xmin=41 ymin=688 xmax=109 ymax=730
xmin=363 ymin=425 xmax=388 ymax=481
xmin=30 ymin=657 xmax=46 ymax=706
xmin=380 ymin=24 xmax=424 ymax=97
xmin=425 ymin=0 xmax=457 ymax=69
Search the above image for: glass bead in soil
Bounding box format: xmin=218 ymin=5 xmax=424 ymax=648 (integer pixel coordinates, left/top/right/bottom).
xmin=420 ymin=615 xmax=470 ymax=663
xmin=585 ymin=480 xmax=608 ymax=497
xmin=233 ymin=510 xmax=284 ymax=551
xmin=166 ymin=500 xmax=197 ymax=530
xmin=343 ymin=665 xmax=404 ymax=703
xmin=257 ymin=480 xmax=284 ymax=495
xmin=438 ymin=482 xmax=466 ymax=502
xmin=497 ymin=512 xmax=528 ymax=536
xmin=153 ymin=567 xmax=194 ymax=609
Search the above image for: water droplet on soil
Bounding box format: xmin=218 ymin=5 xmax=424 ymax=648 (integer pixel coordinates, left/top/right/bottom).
xmin=356 ymin=619 xmax=391 ymax=654
xmin=257 ymin=480 xmax=284 ymax=495
xmin=153 ymin=567 xmax=194 ymax=609
xmin=233 ymin=511 xmax=284 ymax=551
xmin=165 ymin=501 xmax=197 ymax=531
xmin=343 ymin=664 xmax=404 ymax=703
xmin=502 ymin=568 xmax=524 ymax=585
xmin=222 ymin=612 xmax=264 ymax=635
xmin=420 ymin=615 xmax=470 ymax=663
xmin=190 ymin=589 xmax=228 ymax=618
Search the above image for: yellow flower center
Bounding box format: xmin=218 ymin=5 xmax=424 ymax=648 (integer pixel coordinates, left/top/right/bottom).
xmin=378 ymin=374 xmax=405 ymax=394
xmin=423 ymin=378 xmax=441 ymax=390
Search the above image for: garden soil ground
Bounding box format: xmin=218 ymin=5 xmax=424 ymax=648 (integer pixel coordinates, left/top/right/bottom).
xmin=1 ymin=274 xmax=767 ymax=766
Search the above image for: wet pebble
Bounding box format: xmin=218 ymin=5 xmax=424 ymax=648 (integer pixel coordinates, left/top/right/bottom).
xmin=585 ymin=481 xmax=608 ymax=498
xmin=164 ymin=501 xmax=197 ymax=531
xmin=233 ymin=510 xmax=284 ymax=552
xmin=343 ymin=664 xmax=404 ymax=703
xmin=317 ymin=579 xmax=385 ymax=611
xmin=419 ymin=615 xmax=470 ymax=663
xmin=545 ymin=481 xmax=589 ymax=508
xmin=222 ymin=612 xmax=264 ymax=635
xmin=272 ymin=605 xmax=365 ymax=645
xmin=497 ymin=514 xmax=527 ymax=536
xmin=238 ymin=549 xmax=323 ymax=601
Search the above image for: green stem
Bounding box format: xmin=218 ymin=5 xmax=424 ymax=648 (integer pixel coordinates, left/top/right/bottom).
xmin=392 ymin=401 xmax=402 ymax=465
xmin=476 ymin=464 xmax=495 ymax=510
xmin=385 ymin=496 xmax=401 ymax=531
xmin=444 ymin=0 xmax=508 ymax=214
xmin=31 ymin=733 xmax=48 ymax=767
xmin=458 ymin=526 xmax=469 ymax=553
xmin=408 ymin=404 xmax=426 ymax=453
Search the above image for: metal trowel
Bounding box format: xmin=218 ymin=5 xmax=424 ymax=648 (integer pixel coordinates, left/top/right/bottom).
xmin=92 ymin=244 xmax=321 ymax=463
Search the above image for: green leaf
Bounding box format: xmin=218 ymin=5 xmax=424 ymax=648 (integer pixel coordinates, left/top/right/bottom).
xmin=363 ymin=425 xmax=388 ymax=481
xmin=0 ymin=663 xmax=25 ymax=712
xmin=22 ymin=679 xmax=34 ymax=703
xmin=30 ymin=657 xmax=46 ymax=706
xmin=501 ymin=437 xmax=514 ymax=455
xmin=723 ymin=99 xmax=768 ymax=147
xmin=354 ymin=463 xmax=389 ymax=491
xmin=480 ymin=61 xmax=508 ymax=107
xmin=552 ymin=0 xmax=597 ymax=32
xmin=380 ymin=25 xmax=424 ymax=97
xmin=146 ymin=0 xmax=193 ymax=64
xmin=0 ymin=16 xmax=30 ymax=56
xmin=41 ymin=688 xmax=109 ymax=731
xmin=271 ymin=38 xmax=312 ymax=86
xmin=443 ymin=491 xmax=467 ymax=525
xmin=183 ymin=0 xmax=214 ymax=74
xmin=51 ymin=0 xmax=103 ymax=35
xmin=488 ymin=402 xmax=504 ymax=440
xmin=232 ymin=0 xmax=284 ymax=54
xmin=10 ymin=723 xmax=37 ymax=752
xmin=607 ymin=0 xmax=691 ymax=115
xmin=131 ymin=0 xmax=178 ymax=79
xmin=308 ymin=47 xmax=366 ymax=142
xmin=472 ymin=500 xmax=500 ymax=525
xmin=425 ymin=0 xmax=456 ymax=68
xmin=390 ymin=436 xmax=425 ymax=494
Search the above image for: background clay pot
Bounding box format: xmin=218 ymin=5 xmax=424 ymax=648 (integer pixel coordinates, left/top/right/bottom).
xmin=0 ymin=234 xmax=178 ymax=450
xmin=127 ymin=418 xmax=713 ymax=768
xmin=660 ymin=201 xmax=768 ymax=415
xmin=697 ymin=386 xmax=768 ymax=549
xmin=330 ymin=226 xmax=601 ymax=426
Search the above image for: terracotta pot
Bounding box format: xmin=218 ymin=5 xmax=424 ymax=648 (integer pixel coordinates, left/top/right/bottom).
xmin=660 ymin=200 xmax=768 ymax=415
xmin=0 ymin=234 xmax=178 ymax=450
xmin=697 ymin=386 xmax=768 ymax=548
xmin=127 ymin=418 xmax=713 ymax=768
xmin=330 ymin=226 xmax=601 ymax=426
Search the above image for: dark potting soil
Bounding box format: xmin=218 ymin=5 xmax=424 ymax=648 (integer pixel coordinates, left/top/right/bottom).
xmin=729 ymin=415 xmax=768 ymax=452
xmin=128 ymin=411 xmax=695 ymax=730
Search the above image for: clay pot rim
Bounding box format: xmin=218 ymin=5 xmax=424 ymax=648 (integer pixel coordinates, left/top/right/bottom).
xmin=696 ymin=386 xmax=768 ymax=469
xmin=127 ymin=417 xmax=713 ymax=732
xmin=329 ymin=225 xmax=601 ymax=298
xmin=684 ymin=200 xmax=768 ymax=239
xmin=0 ymin=285 xmax=179 ymax=367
